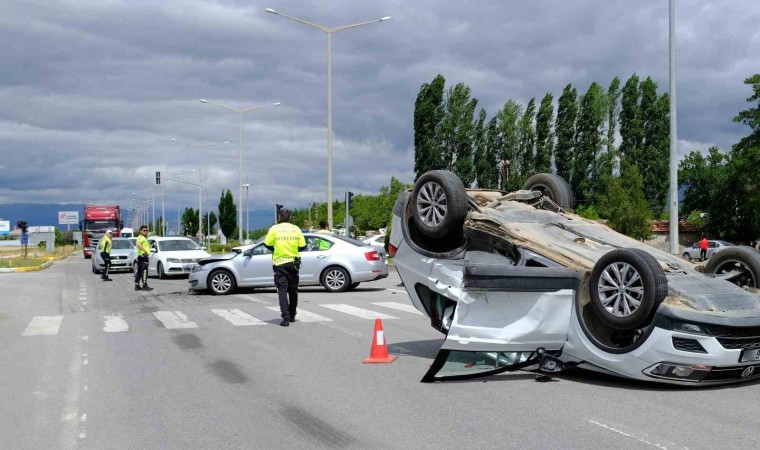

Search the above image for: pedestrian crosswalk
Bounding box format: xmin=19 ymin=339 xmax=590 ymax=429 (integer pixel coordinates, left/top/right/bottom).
xmin=16 ymin=302 xmax=425 ymax=336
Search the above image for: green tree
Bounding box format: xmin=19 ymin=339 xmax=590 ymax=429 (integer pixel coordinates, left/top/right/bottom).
xmin=473 ymin=109 xmax=494 ymax=188
xmin=619 ymin=73 xmax=644 ymax=167
xmin=217 ymin=189 xmax=237 ymax=239
xmin=482 ymin=116 xmax=501 ymax=189
xmin=498 ymin=99 xmax=523 ymax=190
xmin=641 ymin=87 xmax=670 ymax=217
xmin=554 ymin=84 xmax=578 ymax=182
xmin=597 ymin=162 xmax=651 ymax=240
xmin=413 ymin=75 xmax=446 ymax=179
xmin=182 ymin=208 xmax=199 ymax=236
xmin=729 ymin=74 xmax=760 ymax=241
xmin=517 ymin=97 xmax=537 ymax=183
xmin=439 ymin=82 xmax=478 ymax=186
xmin=678 ymin=147 xmax=735 ymax=238
xmin=573 ymin=82 xmax=607 ymax=202
xmin=201 ymin=211 xmax=217 ymax=236
xmin=534 ymin=92 xmax=554 ymax=173
xmin=601 ymin=77 xmax=621 ymax=178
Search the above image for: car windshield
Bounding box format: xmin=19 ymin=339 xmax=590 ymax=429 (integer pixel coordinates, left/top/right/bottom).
xmin=718 ymin=241 xmax=733 ymax=246
xmin=84 ymin=220 xmax=118 ymax=232
xmin=111 ymin=239 xmax=132 ymax=249
xmin=158 ymin=239 xmax=201 ymax=251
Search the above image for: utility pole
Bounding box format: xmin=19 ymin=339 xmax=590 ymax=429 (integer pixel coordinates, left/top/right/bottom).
xmin=668 ymin=0 xmax=679 ymax=254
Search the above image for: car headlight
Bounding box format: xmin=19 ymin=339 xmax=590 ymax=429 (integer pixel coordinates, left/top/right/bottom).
xmin=167 ymin=258 xmax=180 ymax=263
xmin=191 ymin=264 xmax=207 ymax=273
xmin=671 ymin=321 xmax=708 ymax=335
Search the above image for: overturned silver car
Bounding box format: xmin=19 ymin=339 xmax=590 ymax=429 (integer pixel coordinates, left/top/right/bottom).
xmin=389 ymin=170 xmax=760 ymax=385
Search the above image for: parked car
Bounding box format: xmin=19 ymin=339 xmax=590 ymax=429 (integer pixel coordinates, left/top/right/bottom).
xmin=147 ymin=237 xmax=211 ymax=278
xmin=682 ymin=240 xmax=734 ymax=261
xmin=189 ymin=233 xmax=388 ymax=294
xmin=390 ymin=170 xmax=760 ymax=385
xmin=91 ymin=238 xmax=136 ymax=274
xmin=362 ymin=234 xmax=387 ymax=254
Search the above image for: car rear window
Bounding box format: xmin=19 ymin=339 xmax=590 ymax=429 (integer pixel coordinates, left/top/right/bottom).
xmin=328 ymin=235 xmax=367 ymax=246
xmin=111 ymin=239 xmax=133 ymax=249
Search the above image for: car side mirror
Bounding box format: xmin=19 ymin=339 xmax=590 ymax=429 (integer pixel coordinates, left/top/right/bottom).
xmin=150 ymin=248 xmax=157 ymax=253
xmin=243 ymin=249 xmax=253 ymax=257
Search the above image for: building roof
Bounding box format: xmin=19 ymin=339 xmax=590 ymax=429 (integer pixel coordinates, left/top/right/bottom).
xmin=650 ymin=220 xmax=698 ymax=233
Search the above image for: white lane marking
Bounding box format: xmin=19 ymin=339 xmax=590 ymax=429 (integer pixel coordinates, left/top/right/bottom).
xmin=211 ymin=309 xmax=267 ymax=326
xmin=372 ymin=302 xmax=423 ymax=315
xmin=265 ymin=306 xmax=333 ymax=322
xmin=80 ymin=414 xmax=87 ymax=422
xmin=103 ymin=314 xmax=129 ymax=332
xmin=22 ymin=316 xmax=64 ymax=336
xmin=319 ymin=304 xmax=398 ymax=320
xmin=153 ymin=311 xmax=198 ymax=329
xmin=235 ymin=294 xmax=273 ymax=305
xmin=587 ymin=420 xmax=686 ymax=450
xmin=386 ymin=288 xmax=409 ymax=294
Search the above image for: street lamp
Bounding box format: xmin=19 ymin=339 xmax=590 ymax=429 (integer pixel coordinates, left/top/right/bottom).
xmin=668 ymin=0 xmax=679 ymax=254
xmin=200 ymin=99 xmax=280 ymax=242
xmin=265 ymin=7 xmax=390 ymax=229
xmin=159 ymin=168 xmax=195 ymax=236
xmin=171 ymin=139 xmax=228 ymax=243
xmin=242 ymin=182 xmax=251 ymax=243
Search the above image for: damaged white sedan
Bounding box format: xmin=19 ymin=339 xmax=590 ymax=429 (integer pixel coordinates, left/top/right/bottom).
xmin=389 ymin=170 xmax=760 ymax=385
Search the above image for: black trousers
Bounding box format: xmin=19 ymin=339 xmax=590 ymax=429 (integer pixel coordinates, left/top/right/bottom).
xmin=135 ymin=255 xmax=149 ymax=285
xmin=700 ymin=249 xmax=707 ymax=260
xmin=100 ymin=252 xmax=111 ymax=278
xmin=273 ymin=263 xmax=299 ymax=320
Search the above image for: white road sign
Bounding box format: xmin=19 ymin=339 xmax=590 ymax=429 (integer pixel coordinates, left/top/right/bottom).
xmin=0 ymin=220 xmax=9 ymax=235
xmin=58 ymin=211 xmax=79 ymax=225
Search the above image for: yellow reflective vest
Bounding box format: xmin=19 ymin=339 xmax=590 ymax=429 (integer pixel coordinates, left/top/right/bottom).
xmin=98 ymin=235 xmax=112 ymax=253
xmin=264 ymin=223 xmax=306 ymax=266
xmin=136 ymin=235 xmax=150 ymax=256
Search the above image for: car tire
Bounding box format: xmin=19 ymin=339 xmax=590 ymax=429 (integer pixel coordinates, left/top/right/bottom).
xmin=348 ymin=282 xmax=360 ymax=291
xmin=157 ymin=262 xmax=165 ymax=280
xmin=589 ymin=248 xmax=668 ymax=330
xmin=682 ymin=252 xmax=692 ymax=261
xmin=411 ymin=170 xmax=468 ymax=239
xmin=522 ymin=173 xmax=574 ymax=209
xmin=132 ymin=262 xmax=137 ymax=273
xmin=208 ymin=269 xmax=236 ymax=295
xmin=704 ymin=246 xmax=760 ymax=289
xmin=321 ymin=266 xmax=350 ymax=292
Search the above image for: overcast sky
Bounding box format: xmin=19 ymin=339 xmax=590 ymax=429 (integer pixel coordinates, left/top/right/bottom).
xmin=1 ymin=0 xmax=758 ymax=216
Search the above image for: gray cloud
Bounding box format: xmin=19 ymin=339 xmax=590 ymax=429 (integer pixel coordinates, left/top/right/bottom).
xmin=1 ymin=0 xmax=758 ymax=213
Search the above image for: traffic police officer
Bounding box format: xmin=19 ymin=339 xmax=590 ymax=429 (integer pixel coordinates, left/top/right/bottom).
xmin=264 ymin=208 xmax=306 ymax=327
xmin=98 ymin=229 xmax=113 ymax=281
xmin=134 ymin=225 xmax=153 ymax=291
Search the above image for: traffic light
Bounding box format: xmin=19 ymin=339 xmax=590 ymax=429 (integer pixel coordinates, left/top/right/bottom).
xmin=156 ymin=171 xmax=161 ymax=185
xmin=347 ymin=191 xmax=354 ymax=210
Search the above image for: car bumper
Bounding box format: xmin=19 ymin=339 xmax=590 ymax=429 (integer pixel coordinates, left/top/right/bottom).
xmin=94 ymin=260 xmax=134 ymax=271
xmin=351 ymin=265 xmax=389 ymax=283
xmin=163 ymin=262 xmax=199 ymax=276
xmin=187 ymin=270 xmax=208 ymax=290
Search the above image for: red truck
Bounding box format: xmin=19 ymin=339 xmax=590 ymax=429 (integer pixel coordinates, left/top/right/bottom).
xmin=82 ymin=205 xmax=122 ymax=258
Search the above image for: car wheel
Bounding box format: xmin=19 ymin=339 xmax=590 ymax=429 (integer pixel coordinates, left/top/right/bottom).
xmin=208 ymin=269 xmax=236 ymax=295
xmin=411 ymin=170 xmax=468 ymax=239
xmin=132 ymin=262 xmax=137 ymax=273
xmin=682 ymin=252 xmax=692 ymax=261
xmin=704 ymin=246 xmax=760 ymax=289
xmin=322 ymin=267 xmax=350 ymax=292
xmin=348 ymin=282 xmax=360 ymax=291
xmin=522 ymin=173 xmax=574 ymax=209
xmin=589 ymin=248 xmax=668 ymax=330
xmin=157 ymin=262 xmax=165 ymax=280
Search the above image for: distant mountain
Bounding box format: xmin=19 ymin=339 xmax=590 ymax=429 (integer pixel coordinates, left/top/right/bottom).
xmin=0 ymin=203 xmax=277 ymax=232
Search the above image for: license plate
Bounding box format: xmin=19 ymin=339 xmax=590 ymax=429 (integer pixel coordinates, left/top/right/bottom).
xmin=183 ymin=264 xmax=196 ymax=270
xmin=740 ymin=348 xmax=760 ymax=363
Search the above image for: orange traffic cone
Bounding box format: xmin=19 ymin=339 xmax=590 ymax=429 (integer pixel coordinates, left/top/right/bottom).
xmin=363 ymin=318 xmax=397 ymax=364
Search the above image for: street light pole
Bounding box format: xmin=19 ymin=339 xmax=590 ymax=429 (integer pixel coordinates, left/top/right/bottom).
xmin=265 ymin=8 xmax=390 ymax=229
xmin=242 ymin=182 xmax=251 ymax=242
xmin=668 ymin=0 xmax=679 ymax=254
xmin=201 ymin=99 xmax=280 ymax=242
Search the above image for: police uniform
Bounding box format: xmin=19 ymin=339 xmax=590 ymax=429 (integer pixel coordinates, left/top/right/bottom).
xmin=134 ymin=229 xmax=153 ymax=291
xmin=98 ymin=231 xmax=113 ymax=281
xmin=264 ymin=213 xmax=306 ymax=326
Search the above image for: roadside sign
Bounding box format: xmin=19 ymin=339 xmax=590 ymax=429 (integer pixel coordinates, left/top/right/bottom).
xmin=58 ymin=211 xmax=79 ymax=225
xmin=0 ymin=220 xmax=9 ymax=235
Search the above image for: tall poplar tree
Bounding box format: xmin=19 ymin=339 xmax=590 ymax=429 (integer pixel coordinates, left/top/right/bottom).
xmin=517 ymin=98 xmax=537 ymax=182
xmin=473 ymin=109 xmax=495 ymax=188
xmin=483 ymin=116 xmax=502 ymax=189
xmin=218 ymin=189 xmax=237 ymax=239
xmin=641 ymin=87 xmax=670 ymax=217
xmin=619 ymin=74 xmax=644 ymax=167
xmin=413 ymin=75 xmax=445 ymax=179
xmin=573 ymin=82 xmax=607 ymax=202
xmin=535 ymin=92 xmax=554 ymax=173
xmin=438 ymin=83 xmax=478 ymax=186
xmin=601 ymin=77 xmax=622 ymax=178
xmin=499 ymin=100 xmax=523 ymax=190
xmin=554 ymin=84 xmax=578 ymax=182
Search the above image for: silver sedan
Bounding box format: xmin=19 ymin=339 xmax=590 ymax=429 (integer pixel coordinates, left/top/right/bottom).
xmin=91 ymin=238 xmax=137 ymax=274
xmin=188 ymin=233 xmax=388 ymax=295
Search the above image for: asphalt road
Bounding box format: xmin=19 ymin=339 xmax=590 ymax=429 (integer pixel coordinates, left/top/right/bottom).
xmin=1 ymin=255 xmax=759 ymax=449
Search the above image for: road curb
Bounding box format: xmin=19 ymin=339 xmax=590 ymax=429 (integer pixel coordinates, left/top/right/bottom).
xmin=0 ymin=253 xmax=73 ymax=273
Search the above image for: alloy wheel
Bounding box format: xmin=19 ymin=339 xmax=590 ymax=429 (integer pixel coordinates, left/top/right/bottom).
xmin=597 ymin=262 xmax=644 ymax=317
xmin=211 ymin=272 xmax=232 ymax=294
xmin=416 ymin=181 xmax=448 ymax=228
xmin=325 ymin=269 xmax=346 ymax=290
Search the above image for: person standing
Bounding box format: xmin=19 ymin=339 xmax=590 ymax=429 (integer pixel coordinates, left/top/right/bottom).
xmin=264 ymin=208 xmax=306 ymax=327
xmin=134 ymin=225 xmax=153 ymax=291
xmin=699 ymin=236 xmax=709 ymax=261
xmin=317 ymin=220 xmax=331 ymax=234
xmin=98 ymin=229 xmax=113 ymax=281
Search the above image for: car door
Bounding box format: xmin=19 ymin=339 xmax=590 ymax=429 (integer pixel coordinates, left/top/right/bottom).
xmin=147 ymin=240 xmax=158 ymax=274
xmin=241 ymin=244 xmax=275 ymax=286
xmin=420 ymin=261 xmax=580 ymax=382
xmin=707 ymin=241 xmax=718 ymax=258
xmin=298 ymin=236 xmax=332 ymax=284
